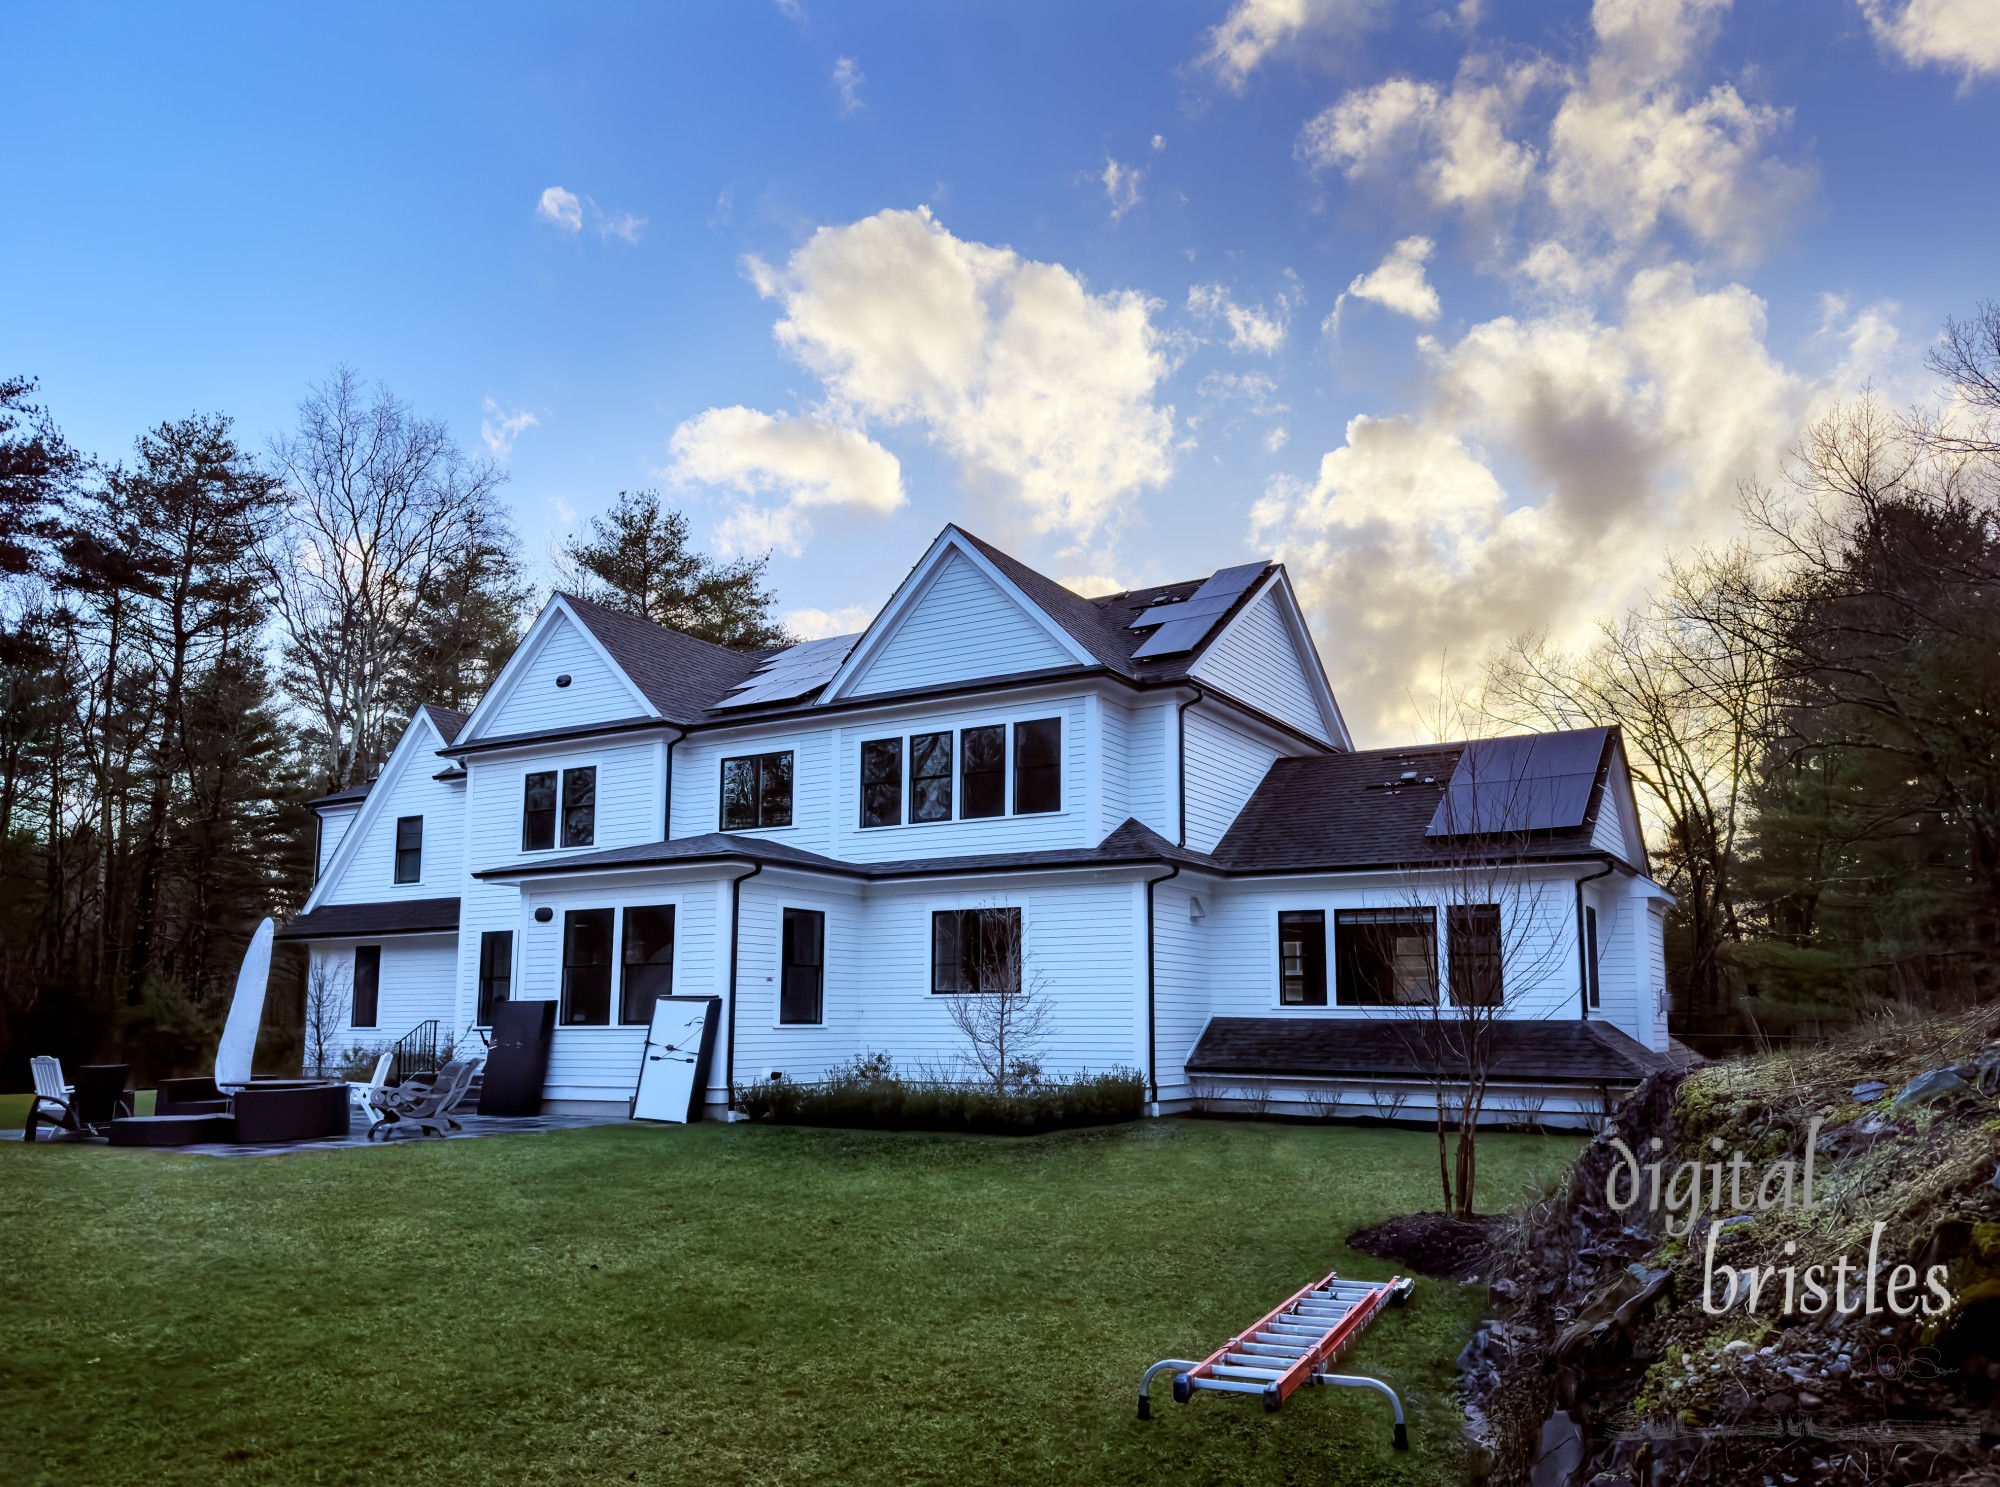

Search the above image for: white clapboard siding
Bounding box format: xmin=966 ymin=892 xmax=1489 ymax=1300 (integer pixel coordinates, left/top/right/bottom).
xmin=316 ymin=724 xmax=465 ymax=906
xmin=730 ymin=876 xmax=871 ymax=1087
xmin=481 ymin=611 xmax=649 ymax=738
xmin=1152 ymin=878 xmax=1214 ymax=1103
xmin=1647 ymin=901 xmax=1670 ymax=1049
xmin=1124 ymin=699 xmax=1171 ymax=837
xmin=1585 ymin=879 xmax=1643 ymax=1045
xmin=316 ymin=806 xmax=358 ymax=880
xmin=1191 ymin=584 xmax=1333 ymax=744
xmin=1590 ymin=781 xmax=1627 ymax=859
xmin=465 ymin=739 xmax=664 ymax=874
xmin=1182 ymin=708 xmax=1282 ymax=853
xmin=314 ymin=936 xmax=458 ymax=1057
xmin=1099 ymin=702 xmax=1132 ymax=837
xmin=846 ymin=551 xmax=1074 ymax=696
xmin=671 ymin=728 xmax=836 ymax=857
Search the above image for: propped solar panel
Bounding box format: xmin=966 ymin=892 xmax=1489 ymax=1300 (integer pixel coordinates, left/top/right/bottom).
xmin=713 ymin=633 xmax=860 ymax=710
xmin=1129 ymin=560 xmax=1269 ymax=659
xmin=1424 ymin=728 xmax=1610 ymax=837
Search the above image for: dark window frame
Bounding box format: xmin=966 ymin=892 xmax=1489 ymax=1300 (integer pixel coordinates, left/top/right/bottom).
xmin=351 ymin=944 xmax=381 ymax=1028
xmin=1447 ymin=904 xmax=1504 ymax=1008
xmin=909 ymin=731 xmax=953 ymax=824
xmin=721 ymin=751 xmax=795 ymax=831
xmin=780 ymin=907 xmax=826 ymax=1025
xmin=1334 ymin=908 xmax=1439 ymax=1007
xmin=930 ymin=908 xmax=1024 ymax=995
xmin=960 ymin=724 xmax=1006 ymax=819
xmin=559 ymin=907 xmax=616 ymax=1027
xmin=393 ymin=815 xmax=423 ymax=884
xmin=1278 ymin=910 xmax=1327 ymax=1007
xmin=620 ymin=904 xmax=676 ymax=1026
xmin=521 ymin=771 xmax=557 ymax=852
xmin=858 ymin=738 xmax=903 ymax=829
xmin=476 ymin=930 xmax=513 ymax=1026
xmin=1012 ymin=718 xmax=1062 ymax=815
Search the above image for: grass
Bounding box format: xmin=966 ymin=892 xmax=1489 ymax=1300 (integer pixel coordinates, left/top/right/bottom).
xmin=1 ymin=1111 xmax=1580 ymax=1486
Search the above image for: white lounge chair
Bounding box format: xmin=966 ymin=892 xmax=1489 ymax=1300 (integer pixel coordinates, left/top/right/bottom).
xmin=348 ymin=1052 xmax=392 ymax=1128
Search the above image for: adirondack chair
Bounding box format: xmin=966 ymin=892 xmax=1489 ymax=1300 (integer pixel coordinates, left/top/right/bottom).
xmin=24 ymin=1057 xmax=82 ymax=1141
xmin=368 ymin=1058 xmax=481 ymax=1141
xmin=348 ymin=1052 xmax=392 ymax=1128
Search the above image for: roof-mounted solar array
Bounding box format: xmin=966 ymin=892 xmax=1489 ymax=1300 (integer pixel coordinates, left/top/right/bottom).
xmin=1424 ymin=727 xmax=1610 ymax=837
xmin=1128 ymin=560 xmax=1269 ymax=659
xmin=713 ymin=633 xmax=860 ymax=710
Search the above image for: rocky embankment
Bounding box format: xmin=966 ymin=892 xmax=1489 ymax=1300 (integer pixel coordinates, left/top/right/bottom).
xmin=1465 ymin=1007 xmax=2000 ymax=1486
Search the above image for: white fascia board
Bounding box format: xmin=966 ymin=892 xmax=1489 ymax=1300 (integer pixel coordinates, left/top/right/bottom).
xmin=302 ymin=709 xmax=442 ymax=913
xmin=451 ymin=595 xmax=660 ymax=747
xmin=816 ymin=527 xmax=1096 ymax=705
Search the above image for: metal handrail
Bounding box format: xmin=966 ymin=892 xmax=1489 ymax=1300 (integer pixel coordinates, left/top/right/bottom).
xmin=388 ymin=1019 xmax=441 ymax=1086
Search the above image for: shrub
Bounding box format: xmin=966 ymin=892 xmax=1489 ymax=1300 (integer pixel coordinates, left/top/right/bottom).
xmin=734 ymin=1065 xmax=1145 ymax=1136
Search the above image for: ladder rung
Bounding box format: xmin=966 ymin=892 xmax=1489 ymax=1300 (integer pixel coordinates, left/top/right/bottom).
xmin=1239 ymin=1342 xmax=1311 ymax=1358
xmin=1211 ymin=1363 xmax=1284 ymax=1381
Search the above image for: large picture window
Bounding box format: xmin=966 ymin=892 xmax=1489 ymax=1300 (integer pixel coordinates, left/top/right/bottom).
xmin=859 ymin=738 xmax=902 ymax=828
xmin=1448 ymin=904 xmax=1504 ymax=1008
xmin=1278 ymin=911 xmax=1327 ymax=1006
xmin=1013 ymin=718 xmax=1061 ymax=814
xmin=910 ymin=732 xmax=953 ymax=823
xmin=780 ymin=908 xmax=825 ymax=1024
xmin=560 ymin=907 xmax=615 ymax=1026
xmin=960 ymin=725 xmax=1005 ymax=819
xmin=351 ymin=944 xmax=381 ymax=1027
xmin=722 ymin=751 xmax=794 ymax=830
xmin=1335 ymin=908 xmax=1438 ymax=1006
xmin=394 ymin=815 xmax=423 ymax=884
xmin=561 ymin=766 xmax=596 ymax=847
xmin=476 ymin=930 xmax=512 ymax=1026
xmin=931 ymin=908 xmax=1023 ymax=994
xmin=620 ymin=905 xmax=675 ymax=1025
xmin=522 ymin=771 xmax=557 ymax=851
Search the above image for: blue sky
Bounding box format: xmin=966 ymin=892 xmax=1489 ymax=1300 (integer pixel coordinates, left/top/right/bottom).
xmin=7 ymin=0 xmax=1997 ymax=740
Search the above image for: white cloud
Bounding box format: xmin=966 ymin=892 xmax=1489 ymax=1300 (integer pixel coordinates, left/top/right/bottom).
xmin=747 ymin=206 xmax=1178 ymax=542
xmin=1059 ymin=572 xmax=1127 ymax=597
xmin=1188 ymin=282 xmax=1293 ymax=354
xmin=832 ymin=56 xmax=865 ymax=116
xmin=599 ymin=212 xmax=645 ymax=245
xmin=480 ymin=399 xmax=539 ymax=461
xmin=535 ymin=186 xmax=583 ymax=232
xmin=1197 ymin=370 xmax=1287 ymax=416
xmin=785 ymin=603 xmax=876 ymax=640
xmin=1265 ymin=424 xmax=1290 ymax=452
xmin=1858 ymin=0 xmax=2000 ymax=81
xmin=669 ymin=407 xmax=905 ymax=556
xmin=1102 ymin=156 xmax=1143 ymax=219
xmin=1196 ymin=0 xmax=1386 ymax=92
xmin=1338 ymin=235 xmax=1442 ymax=324
xmin=1151 ymin=133 xmax=1166 ymax=151
xmin=774 ymin=0 xmax=804 ymax=18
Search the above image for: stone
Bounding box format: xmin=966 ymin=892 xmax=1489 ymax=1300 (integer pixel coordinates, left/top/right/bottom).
xmin=1851 ymin=1080 xmax=1887 ymax=1102
xmin=1894 ymin=1067 xmax=1973 ymax=1107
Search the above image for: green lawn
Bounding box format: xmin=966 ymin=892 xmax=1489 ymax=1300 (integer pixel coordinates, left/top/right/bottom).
xmin=1 ymin=1111 xmax=1578 ymax=1486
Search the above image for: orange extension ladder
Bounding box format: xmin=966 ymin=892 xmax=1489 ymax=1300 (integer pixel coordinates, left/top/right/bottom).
xmin=1137 ymin=1270 xmax=1415 ymax=1449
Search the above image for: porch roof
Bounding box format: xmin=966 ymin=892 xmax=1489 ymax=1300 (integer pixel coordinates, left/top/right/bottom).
xmin=1186 ymin=1015 xmax=1690 ymax=1087
xmin=275 ymin=896 xmax=461 ymax=941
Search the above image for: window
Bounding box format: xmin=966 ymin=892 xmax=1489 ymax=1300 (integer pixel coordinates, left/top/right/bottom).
xmin=961 ymin=725 xmax=1005 ymax=819
xmin=1278 ymin=911 xmax=1327 ymax=1006
xmin=931 ymin=908 xmax=1023 ymax=994
xmin=620 ymin=905 xmax=675 ymax=1024
xmin=476 ymin=931 xmax=512 ymax=1025
xmin=560 ymin=908 xmax=615 ymax=1025
xmin=394 ymin=815 xmax=423 ymax=884
xmin=722 ymin=751 xmax=794 ymax=830
xmin=780 ymin=908 xmax=825 ymax=1024
xmin=1448 ymin=904 xmax=1504 ymax=1008
xmin=910 ymin=732 xmax=953 ymax=823
xmin=1335 ymin=909 xmax=1438 ymax=1006
xmin=1584 ymin=905 xmax=1601 ymax=1010
xmin=859 ymin=738 xmax=902 ymax=828
xmin=522 ymin=771 xmax=557 ymax=851
xmin=562 ymin=766 xmax=596 ymax=847
xmin=1013 ymin=718 xmax=1061 ymax=814
xmin=351 ymin=945 xmax=381 ymax=1027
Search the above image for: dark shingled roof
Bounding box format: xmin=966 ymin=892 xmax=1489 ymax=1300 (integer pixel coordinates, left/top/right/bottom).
xmin=277 ymin=896 xmax=460 ymax=940
xmin=1187 ymin=1016 xmax=1684 ymax=1086
xmin=556 ymin=590 xmax=768 ymax=723
xmin=421 ymin=703 xmax=469 ymax=745
xmin=1214 ymin=729 xmax=1624 ymax=873
xmin=306 ymin=780 xmax=373 ymax=809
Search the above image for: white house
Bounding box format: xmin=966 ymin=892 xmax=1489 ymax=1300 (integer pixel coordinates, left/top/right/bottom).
xmin=281 ymin=525 xmax=1682 ymax=1125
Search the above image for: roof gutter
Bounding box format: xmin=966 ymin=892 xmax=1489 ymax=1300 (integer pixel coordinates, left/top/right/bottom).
xmin=1576 ymin=857 xmax=1618 ymax=1019
xmin=1143 ymin=863 xmax=1181 ymax=1107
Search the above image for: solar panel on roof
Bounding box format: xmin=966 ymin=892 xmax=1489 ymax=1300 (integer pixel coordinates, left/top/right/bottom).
xmin=713 ymin=633 xmax=860 ymax=710
xmin=1129 ymin=560 xmax=1269 ymax=659
xmin=1424 ymin=729 xmax=1609 ymax=837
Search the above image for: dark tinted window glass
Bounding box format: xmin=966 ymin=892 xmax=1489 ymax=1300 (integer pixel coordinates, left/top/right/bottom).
xmin=1448 ymin=904 xmax=1504 ymax=1008
xmin=1584 ymin=906 xmax=1600 ymax=1010
xmin=780 ymin=908 xmax=825 ymax=1024
xmin=1335 ymin=909 xmax=1438 ymax=1006
xmin=1278 ymin=911 xmax=1326 ymax=1006
xmin=621 ymin=905 xmax=675 ymax=1024
xmin=721 ymin=757 xmax=758 ymax=830
xmin=561 ymin=766 xmax=596 ymax=848
xmin=477 ymin=931 xmax=512 ymax=1025
xmin=351 ymin=945 xmax=381 ymax=1027
xmin=930 ymin=908 xmax=1023 ymax=993
xmin=722 ymin=752 xmax=794 ymax=829
xmin=860 ymin=738 xmax=902 ymax=828
xmin=760 ymin=753 xmax=793 ymax=828
xmin=961 ymin=725 xmax=1005 ymax=818
xmin=394 ymin=815 xmax=422 ymax=884
xmin=910 ymin=732 xmax=953 ymax=823
xmin=560 ymin=908 xmax=615 ymax=1025
xmin=522 ymin=771 xmax=557 ymax=851
xmin=1013 ymin=718 xmax=1061 ymax=814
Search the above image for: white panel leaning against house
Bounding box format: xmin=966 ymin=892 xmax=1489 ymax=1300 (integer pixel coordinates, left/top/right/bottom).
xmin=280 ymin=522 xmax=1686 ymax=1122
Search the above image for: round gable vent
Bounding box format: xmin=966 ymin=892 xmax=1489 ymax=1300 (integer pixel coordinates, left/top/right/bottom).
xmin=555 ymin=673 xmax=572 ymax=688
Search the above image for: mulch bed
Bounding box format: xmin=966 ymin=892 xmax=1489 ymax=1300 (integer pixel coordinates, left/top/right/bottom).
xmin=1346 ymin=1210 xmax=1502 ymax=1280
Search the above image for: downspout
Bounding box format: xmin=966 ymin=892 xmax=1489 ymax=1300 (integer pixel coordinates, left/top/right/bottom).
xmin=663 ymin=728 xmax=684 ymax=841
xmin=724 ymin=861 xmax=763 ymax=1111
xmin=1176 ymin=684 xmax=1207 ymax=848
xmin=1144 ymin=863 xmax=1181 ymax=1109
xmin=1575 ymin=858 xmax=1616 ymax=1018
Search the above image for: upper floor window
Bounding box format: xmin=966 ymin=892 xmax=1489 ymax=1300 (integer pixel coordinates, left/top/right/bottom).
xmin=1335 ymin=908 xmax=1437 ymax=1007
xmin=961 ymin=725 xmax=1005 ymax=819
xmin=394 ymin=816 xmax=423 ymax=883
xmin=722 ymin=752 xmax=793 ymax=831
xmin=1448 ymin=904 xmax=1504 ymax=1008
xmin=781 ymin=908 xmax=825 ymax=1024
xmin=521 ymin=767 xmax=596 ymax=851
xmin=859 ymin=739 xmax=902 ymax=829
xmin=1278 ymin=911 xmax=1326 ymax=1006
xmin=931 ymin=907 xmax=1022 ymax=994
xmin=351 ymin=944 xmax=381 ymax=1027
xmin=1013 ymin=718 xmax=1061 ymax=814
xmin=911 ymin=732 xmax=953 ymax=823
xmin=1583 ymin=905 xmax=1601 ymax=1010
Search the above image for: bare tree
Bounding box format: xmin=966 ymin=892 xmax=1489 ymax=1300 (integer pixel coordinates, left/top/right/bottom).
xmin=941 ymin=911 xmax=1052 ymax=1094
xmin=264 ymin=368 xmax=507 ymax=790
xmin=303 ymin=955 xmax=350 ymax=1079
